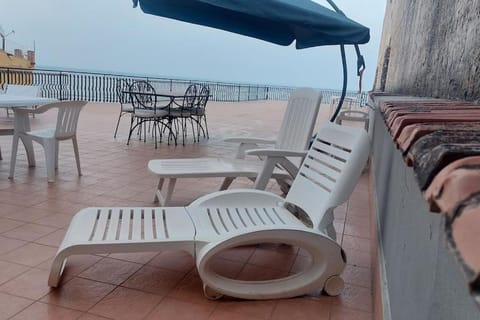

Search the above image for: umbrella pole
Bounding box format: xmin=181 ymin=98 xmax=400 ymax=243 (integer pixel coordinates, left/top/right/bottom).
xmin=329 ymin=44 xmax=347 ymax=123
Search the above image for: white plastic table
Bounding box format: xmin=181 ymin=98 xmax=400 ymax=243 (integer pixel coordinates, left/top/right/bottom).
xmin=0 ymin=95 xmax=58 ymax=176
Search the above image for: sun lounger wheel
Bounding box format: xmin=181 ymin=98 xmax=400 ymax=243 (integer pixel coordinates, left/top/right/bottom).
xmin=203 ymin=284 xmax=224 ymax=300
xmin=323 ymin=275 xmax=344 ymax=296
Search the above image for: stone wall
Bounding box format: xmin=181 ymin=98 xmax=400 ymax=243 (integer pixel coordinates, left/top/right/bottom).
xmin=374 ymin=0 xmax=480 ymax=101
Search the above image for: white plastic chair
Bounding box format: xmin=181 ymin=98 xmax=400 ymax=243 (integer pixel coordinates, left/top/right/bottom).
xmin=149 ymin=87 xmax=322 ymax=205
xmin=9 ymin=101 xmax=87 ymax=182
xmin=48 ymin=122 xmax=370 ymax=300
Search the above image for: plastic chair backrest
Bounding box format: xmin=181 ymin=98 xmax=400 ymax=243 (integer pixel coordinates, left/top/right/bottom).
xmin=54 ymin=101 xmax=87 ymax=139
xmin=285 ymin=122 xmax=369 ymax=229
xmin=129 ymin=81 xmax=156 ymax=112
xmin=275 ymin=88 xmax=322 ymax=151
xmin=6 ymin=84 xmax=41 ymax=97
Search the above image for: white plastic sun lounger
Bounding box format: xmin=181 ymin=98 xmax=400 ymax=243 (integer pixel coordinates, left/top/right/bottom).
xmin=149 ymin=87 xmax=322 ymax=205
xmin=48 ymin=122 xmax=370 ymax=300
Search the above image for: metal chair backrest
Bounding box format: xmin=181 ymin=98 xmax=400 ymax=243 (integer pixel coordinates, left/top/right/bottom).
xmin=115 ymin=79 xmax=131 ymax=106
xmin=182 ymin=84 xmax=198 ymax=108
xmin=6 ymin=84 xmax=41 ymax=97
xmin=275 ymin=88 xmax=322 ymax=151
xmin=53 ymin=101 xmax=87 ymax=140
xmin=129 ymin=80 xmax=156 ymax=112
xmin=285 ymin=122 xmax=369 ymax=230
xmin=196 ymin=85 xmax=210 ymax=110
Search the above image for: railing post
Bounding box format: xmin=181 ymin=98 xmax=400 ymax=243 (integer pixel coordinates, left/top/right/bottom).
xmin=238 ymin=85 xmax=241 ymax=102
xmin=59 ymin=71 xmax=63 ymax=100
xmin=266 ymin=87 xmax=269 ymax=100
xmin=69 ymin=73 xmax=72 ymax=100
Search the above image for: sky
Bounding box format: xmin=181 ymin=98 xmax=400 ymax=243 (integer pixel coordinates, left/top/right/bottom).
xmin=0 ymin=0 xmax=387 ymax=90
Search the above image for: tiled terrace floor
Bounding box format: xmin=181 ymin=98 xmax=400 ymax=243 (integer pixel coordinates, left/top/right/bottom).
xmin=0 ymin=101 xmax=373 ymax=320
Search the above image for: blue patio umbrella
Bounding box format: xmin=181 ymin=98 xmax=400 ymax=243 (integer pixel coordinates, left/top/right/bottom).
xmin=132 ymin=0 xmax=369 ymax=48
xmin=132 ymin=0 xmax=370 ymax=120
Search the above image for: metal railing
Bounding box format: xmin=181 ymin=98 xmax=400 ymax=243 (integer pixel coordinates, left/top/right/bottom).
xmin=0 ymin=67 xmax=368 ymax=106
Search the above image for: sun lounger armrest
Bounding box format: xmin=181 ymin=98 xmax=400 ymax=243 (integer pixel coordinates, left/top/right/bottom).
xmin=223 ymin=137 xmax=276 ymax=144
xmin=245 ymin=149 xmax=307 ymax=184
xmin=189 ymin=189 xmax=285 ymax=207
xmin=223 ymin=137 xmax=277 ymax=159
xmin=245 ymin=149 xmax=307 ymax=158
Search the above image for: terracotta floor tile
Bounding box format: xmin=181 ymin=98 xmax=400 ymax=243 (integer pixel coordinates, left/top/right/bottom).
xmin=108 ymin=251 xmax=158 ymax=264
xmin=331 ymin=284 xmax=372 ymax=313
xmin=209 ymin=309 xmax=266 ymax=320
xmin=208 ymin=257 xmax=246 ymax=279
xmin=333 ymin=220 xmax=345 ymax=234
xmin=0 ymin=292 xmax=33 ymax=320
xmin=0 ymin=217 xmax=25 ymax=233
xmin=269 ymin=297 xmax=331 ymax=320
xmin=0 ymin=203 xmax=21 ymax=216
xmin=334 ymin=205 xmax=347 ymax=220
xmin=236 ymin=264 xmax=289 ymax=281
xmin=35 ymin=229 xmax=67 ymax=247
xmin=256 ymin=242 xmax=299 ymax=255
xmin=77 ymin=313 xmax=112 ymax=320
xmin=145 ymin=297 xmax=214 ymax=320
xmin=0 ymin=261 xmax=30 ymax=285
xmin=0 ymin=242 xmax=57 ymax=267
xmin=34 ymin=213 xmax=76 ymax=228
xmin=247 ymin=249 xmax=296 ymax=272
xmin=214 ymin=298 xmax=276 ymax=319
xmin=122 ymin=265 xmax=185 ymax=296
xmin=9 ymin=301 xmax=82 ymax=320
xmin=329 ymin=305 xmax=373 ymax=320
xmin=342 ymin=235 xmax=371 ymax=253
xmin=346 ymin=202 xmax=371 ymax=217
xmin=89 ymin=287 xmax=162 ymax=320
xmin=0 ymin=267 xmax=52 ymax=300
xmin=168 ymin=272 xmax=219 ymax=307
xmin=1 ymin=207 xmax=52 ymax=223
xmin=0 ymin=235 xmax=27 ymax=255
xmin=41 ymin=277 xmax=115 ymax=311
xmin=2 ymin=223 xmax=58 ymax=242
xmin=342 ymin=265 xmax=372 ymax=288
xmin=343 ymin=248 xmax=371 ymax=268
xmin=213 ymin=245 xmax=256 ymax=263
xmin=346 ymin=215 xmax=371 ymax=228
xmin=343 ymin=223 xmax=371 ymax=239
xmin=37 ymin=254 xmax=102 ymax=285
xmin=78 ymin=257 xmax=142 ymax=285
xmin=147 ymin=250 xmax=195 ymax=274
xmin=290 ymin=253 xmax=312 ymax=274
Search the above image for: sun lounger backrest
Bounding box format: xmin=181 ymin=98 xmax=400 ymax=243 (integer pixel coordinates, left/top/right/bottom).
xmin=285 ymin=122 xmax=369 ymax=229
xmin=275 ymin=88 xmax=322 ymax=151
xmin=6 ymin=84 xmax=42 ymax=97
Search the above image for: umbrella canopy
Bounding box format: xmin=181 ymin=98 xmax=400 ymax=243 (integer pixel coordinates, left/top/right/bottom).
xmin=132 ymin=0 xmax=370 ymax=48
